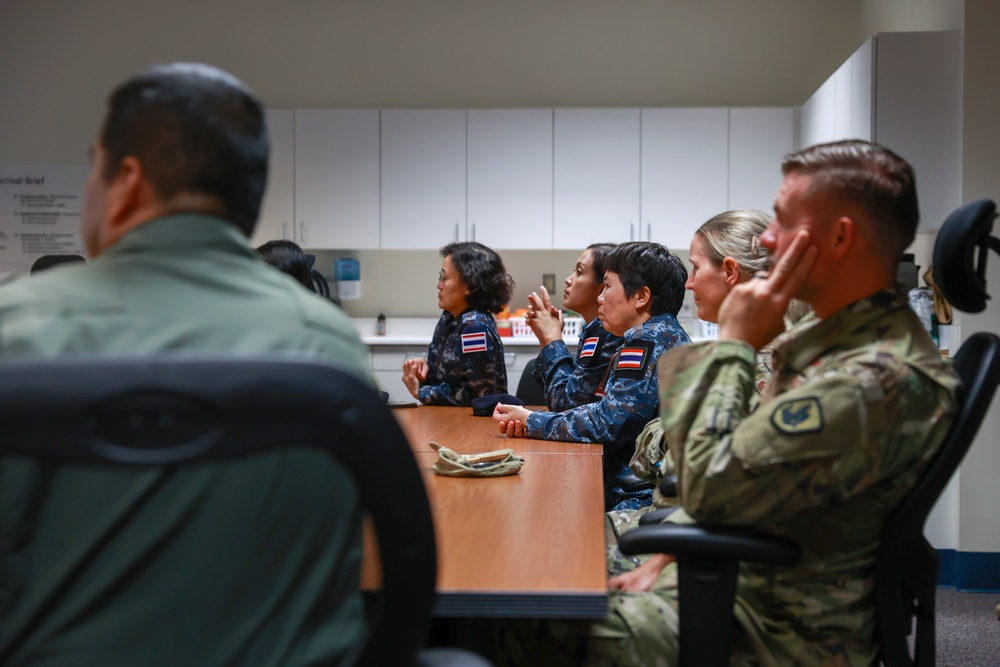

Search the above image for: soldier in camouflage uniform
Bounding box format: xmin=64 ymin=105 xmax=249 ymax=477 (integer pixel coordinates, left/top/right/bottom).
xmin=524 ymin=243 xmax=625 ymax=411
xmin=500 ymin=141 xmax=960 ymax=666
xmin=403 ymin=242 xmax=513 ymax=406
xmin=494 ymin=242 xmax=690 ymax=511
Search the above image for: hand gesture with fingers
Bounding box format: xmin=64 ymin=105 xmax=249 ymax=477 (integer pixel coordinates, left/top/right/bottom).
xmin=526 ymin=286 xmax=564 ymax=346
xmin=718 ymin=229 xmax=818 ymax=351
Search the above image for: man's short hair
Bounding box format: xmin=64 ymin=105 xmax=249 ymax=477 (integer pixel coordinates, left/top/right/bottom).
xmin=100 ymin=63 xmax=268 ymax=236
xmin=782 ymin=140 xmax=919 ymax=262
xmin=604 ymin=241 xmax=687 ymax=316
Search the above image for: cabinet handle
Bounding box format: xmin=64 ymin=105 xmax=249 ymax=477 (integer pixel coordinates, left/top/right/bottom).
xmin=630 ymin=224 xmax=635 ymax=241
xmin=472 ymin=223 xmax=476 ymax=242
xmin=647 ymin=223 xmax=652 ymax=241
xmin=299 ymin=222 xmax=307 ymax=244
xmin=454 ymin=223 xmax=459 ymax=243
xmin=282 ymin=221 xmax=289 ymax=240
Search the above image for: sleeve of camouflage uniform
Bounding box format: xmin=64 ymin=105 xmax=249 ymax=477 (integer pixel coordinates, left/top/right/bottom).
xmin=536 ymin=324 xmax=622 ymax=412
xmin=657 ymin=339 xmax=945 ymax=525
xmin=525 ymin=339 xmax=658 ymax=450
xmin=418 ymin=315 xmax=507 ymax=406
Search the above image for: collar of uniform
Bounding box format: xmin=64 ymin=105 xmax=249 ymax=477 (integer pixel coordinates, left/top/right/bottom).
xmin=771 ymin=285 xmax=910 ymax=372
xmin=622 ymin=312 xmax=679 ymax=341
xmin=103 ymin=213 xmax=256 ymax=261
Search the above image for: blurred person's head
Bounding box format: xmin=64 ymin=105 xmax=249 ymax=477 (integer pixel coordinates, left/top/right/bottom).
xmin=257 ymin=240 xmax=313 ymax=290
xmin=83 ymin=63 xmax=268 ymax=257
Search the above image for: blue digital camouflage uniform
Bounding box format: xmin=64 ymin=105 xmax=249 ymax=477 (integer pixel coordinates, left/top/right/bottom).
xmin=418 ymin=309 xmax=507 ymax=406
xmin=525 ymin=313 xmax=690 ymax=511
xmin=533 ymin=317 xmax=625 ymax=412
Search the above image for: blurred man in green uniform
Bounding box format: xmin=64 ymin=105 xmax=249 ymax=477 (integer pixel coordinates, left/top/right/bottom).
xmin=0 ymin=63 xmax=374 ymax=666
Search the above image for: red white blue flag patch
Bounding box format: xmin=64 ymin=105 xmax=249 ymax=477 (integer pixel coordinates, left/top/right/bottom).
xmin=461 ymin=331 xmax=488 ymax=353
xmin=579 ymin=336 xmax=600 ymax=358
xmin=616 ymin=347 xmax=648 ymax=370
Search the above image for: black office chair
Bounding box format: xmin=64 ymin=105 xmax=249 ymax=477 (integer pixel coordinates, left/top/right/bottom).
xmin=618 ymin=199 xmax=1000 ymax=667
xmin=515 ymin=356 xmax=547 ymax=406
xmin=0 ymin=356 xmax=490 ymax=667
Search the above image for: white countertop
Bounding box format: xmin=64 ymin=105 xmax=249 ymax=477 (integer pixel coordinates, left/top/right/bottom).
xmin=352 ymin=316 xmax=711 ymax=347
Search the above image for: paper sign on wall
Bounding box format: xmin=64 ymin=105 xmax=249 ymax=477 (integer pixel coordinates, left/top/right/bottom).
xmin=0 ymin=164 xmax=88 ymax=276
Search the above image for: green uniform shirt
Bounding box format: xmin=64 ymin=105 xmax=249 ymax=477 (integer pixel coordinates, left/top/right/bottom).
xmin=0 ymin=214 xmax=375 ymax=666
xmin=659 ymin=287 xmax=959 ymax=666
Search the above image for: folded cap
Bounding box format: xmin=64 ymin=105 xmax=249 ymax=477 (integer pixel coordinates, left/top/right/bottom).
xmin=470 ymin=393 xmax=524 ymax=416
xmin=429 ymin=441 xmax=525 ymax=477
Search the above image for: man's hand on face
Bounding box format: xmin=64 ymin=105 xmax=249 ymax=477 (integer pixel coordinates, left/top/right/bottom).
xmin=717 ymin=229 xmax=818 ymax=351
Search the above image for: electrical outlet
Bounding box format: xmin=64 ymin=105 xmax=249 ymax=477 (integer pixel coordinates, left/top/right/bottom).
xmin=542 ymin=273 xmax=556 ymax=293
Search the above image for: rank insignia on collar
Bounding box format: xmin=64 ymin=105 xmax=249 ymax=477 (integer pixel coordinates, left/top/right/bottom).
xmin=579 ymin=337 xmax=600 ymax=358
xmin=771 ymin=396 xmax=824 ymax=434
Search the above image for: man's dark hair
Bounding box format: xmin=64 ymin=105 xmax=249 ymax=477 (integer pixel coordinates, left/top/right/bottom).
xmin=257 ymin=240 xmax=313 ymax=290
xmin=441 ymin=242 xmax=514 ymax=314
xmin=604 ymin=241 xmax=687 ymax=316
xmin=782 ymin=140 xmax=919 ymax=263
xmin=100 ymin=62 xmax=268 ymax=236
xmin=586 ymin=242 xmax=617 ymax=285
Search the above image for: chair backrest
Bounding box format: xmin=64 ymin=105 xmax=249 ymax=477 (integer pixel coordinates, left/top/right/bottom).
xmin=878 ymin=197 xmax=1000 ymax=666
xmin=515 ymin=356 xmax=547 ymax=406
xmin=0 ymin=356 xmax=436 ymax=667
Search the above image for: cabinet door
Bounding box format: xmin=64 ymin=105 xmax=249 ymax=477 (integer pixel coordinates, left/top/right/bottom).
xmin=641 ymin=108 xmax=729 ymax=250
xmin=467 ymin=109 xmax=553 ymax=250
xmin=729 ymin=108 xmax=794 ymax=214
xmin=553 ymin=109 xmax=640 ymax=249
xmin=251 ymin=109 xmax=295 ymax=247
xmin=294 ymin=109 xmax=380 ymax=249
xmin=381 ymin=110 xmax=467 ymax=249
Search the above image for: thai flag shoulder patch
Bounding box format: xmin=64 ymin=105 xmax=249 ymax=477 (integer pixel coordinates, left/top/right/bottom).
xmin=461 ymin=331 xmax=488 ymax=354
xmin=579 ymin=336 xmax=600 ymax=358
xmin=615 ymin=346 xmax=648 ymax=371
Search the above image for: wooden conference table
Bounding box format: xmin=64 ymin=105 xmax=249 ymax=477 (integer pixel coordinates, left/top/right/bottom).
xmin=390 ymin=405 xmax=609 ymax=619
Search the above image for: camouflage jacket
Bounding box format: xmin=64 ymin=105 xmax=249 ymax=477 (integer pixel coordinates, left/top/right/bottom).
xmin=657 ymin=287 xmax=959 ymax=666
xmin=534 ymin=317 xmax=625 ymax=412
xmin=419 ymin=309 xmax=507 ymax=406
xmin=527 ymin=313 xmax=690 ymax=510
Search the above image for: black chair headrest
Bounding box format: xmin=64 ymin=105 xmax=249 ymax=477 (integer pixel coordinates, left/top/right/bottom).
xmin=932 ymin=199 xmax=999 ymax=313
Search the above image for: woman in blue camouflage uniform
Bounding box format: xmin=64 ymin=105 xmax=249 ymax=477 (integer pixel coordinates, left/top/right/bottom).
xmin=525 ymin=243 xmax=625 ymax=411
xmin=494 ymin=242 xmax=691 ymax=511
xmin=402 ymin=242 xmax=514 ymax=406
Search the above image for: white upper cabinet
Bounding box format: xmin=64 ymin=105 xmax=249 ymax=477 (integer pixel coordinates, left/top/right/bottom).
xmin=294 ymin=109 xmax=381 ymax=249
xmin=729 ymin=108 xmax=794 ymax=215
xmin=553 ymin=109 xmax=641 ymax=249
xmin=381 ymin=109 xmax=467 ymax=249
xmin=641 ymin=108 xmax=730 ymax=249
xmin=251 ymin=109 xmax=295 ymax=247
xmin=799 ymin=38 xmax=874 ymax=149
xmin=467 ymin=109 xmax=554 ymax=250
xmin=798 ymin=31 xmax=960 ymax=230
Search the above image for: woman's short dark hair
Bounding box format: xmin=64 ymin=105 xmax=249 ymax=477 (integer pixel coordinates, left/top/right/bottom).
xmin=257 ymin=240 xmax=313 ymax=290
xmin=442 ymin=242 xmax=514 ymax=314
xmin=586 ymin=242 xmax=617 ymax=285
xmin=604 ymin=241 xmax=687 ymax=316
xmin=100 ymin=62 xmax=268 ymax=236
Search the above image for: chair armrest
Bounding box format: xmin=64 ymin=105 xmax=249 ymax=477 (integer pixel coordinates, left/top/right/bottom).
xmin=637 ymin=505 xmax=680 ymax=526
xmin=617 ymin=523 xmax=801 ymax=667
xmin=658 ymin=474 xmax=677 ymax=498
xmin=618 ymin=523 xmax=801 ymax=566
